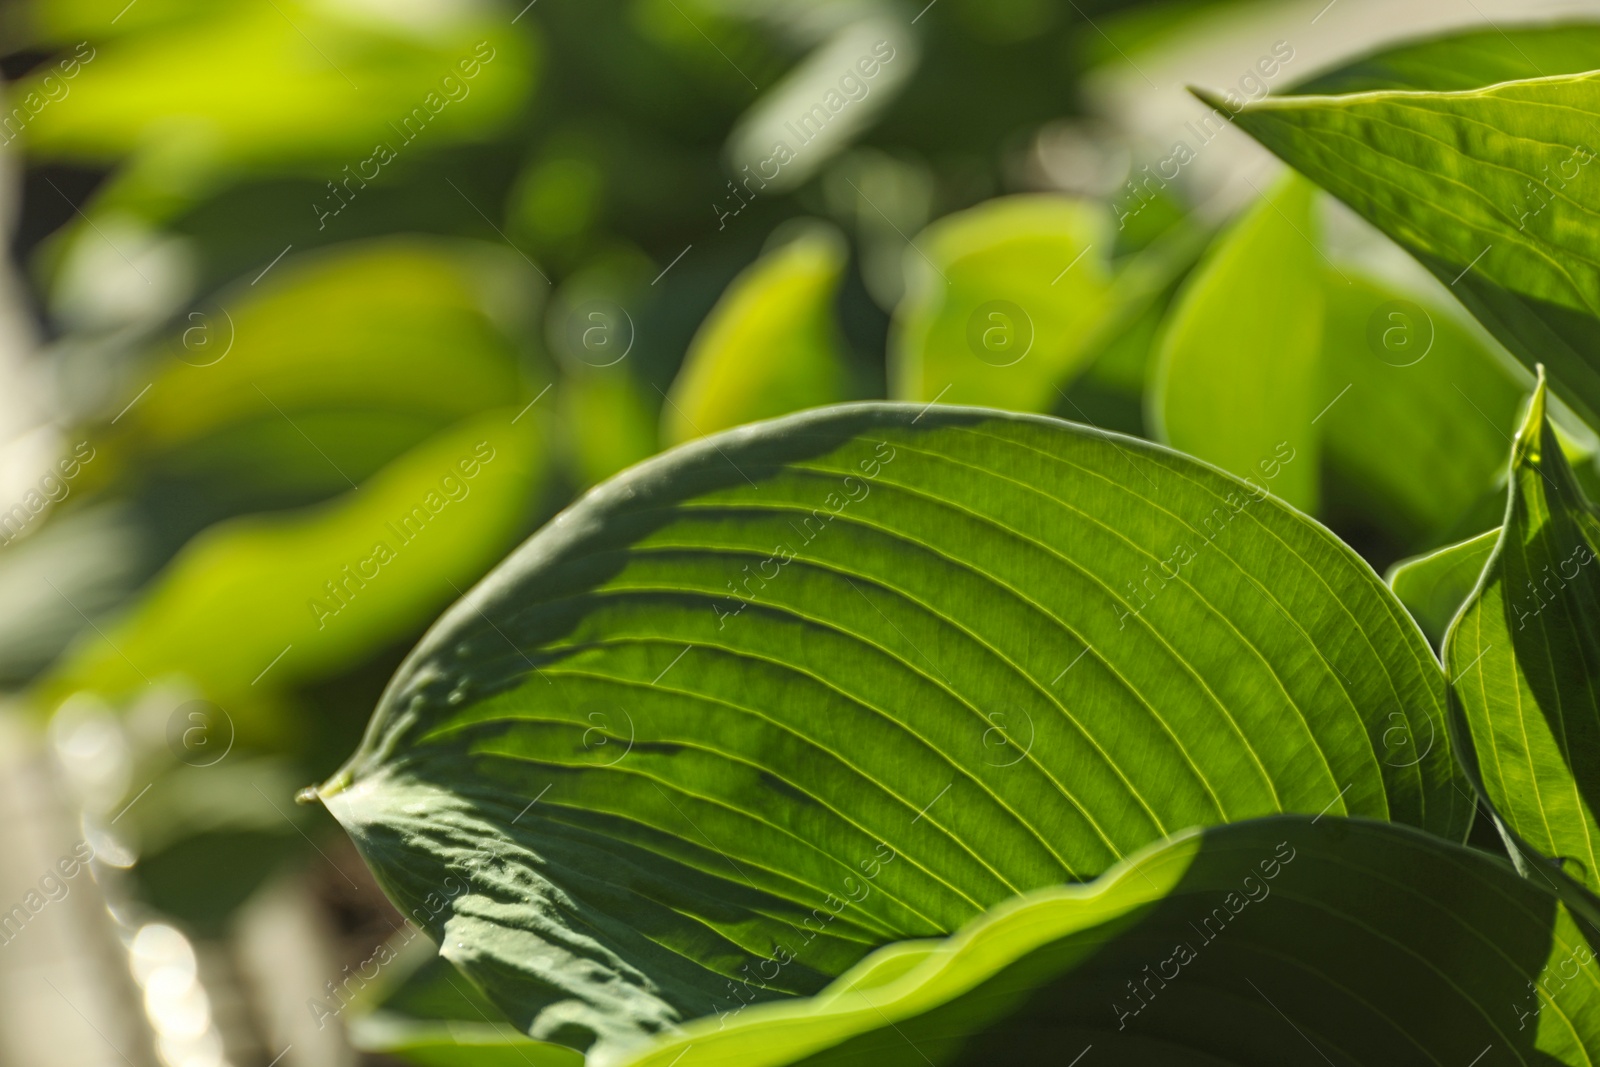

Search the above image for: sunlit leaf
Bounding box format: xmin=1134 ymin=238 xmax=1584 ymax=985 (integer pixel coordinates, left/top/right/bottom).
xmin=12 ymin=2 xmax=534 ymax=181
xmin=1318 ymin=270 xmax=1525 ymax=547
xmin=1288 ymin=22 xmax=1600 ymax=95
xmin=316 ymin=403 xmax=1467 ymax=1055
xmin=663 ymin=225 xmax=850 ymax=444
xmin=1214 ymin=64 xmax=1600 ymax=426
xmin=89 ymin=240 xmax=534 ymax=513
xmin=1447 ymin=371 xmax=1600 ymax=894
xmin=1388 ymin=528 xmax=1498 ymax=647
xmin=890 ymin=196 xmax=1113 ymax=412
xmin=38 ymin=409 xmax=546 ymax=719
xmin=1150 ymin=176 xmax=1323 ymax=511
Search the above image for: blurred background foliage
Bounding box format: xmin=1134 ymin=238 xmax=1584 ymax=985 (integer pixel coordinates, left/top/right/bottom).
xmin=0 ymin=0 xmax=1574 ymax=1064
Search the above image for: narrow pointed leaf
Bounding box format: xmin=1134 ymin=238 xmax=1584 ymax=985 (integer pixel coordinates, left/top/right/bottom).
xmin=619 ymin=818 xmax=1600 ymax=1067
xmin=319 ymin=403 xmax=1467 ymax=1055
xmin=1214 ymin=72 xmax=1600 ymax=425
xmin=1447 ymin=374 xmax=1600 ymax=894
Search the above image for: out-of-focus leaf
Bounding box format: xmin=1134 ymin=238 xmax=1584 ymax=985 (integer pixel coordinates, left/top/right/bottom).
xmin=37 ymin=409 xmax=546 ymax=721
xmin=1387 ymin=528 xmax=1499 ymax=647
xmin=88 ymin=240 xmax=533 ymax=513
xmin=890 ymin=195 xmax=1113 ymax=412
xmin=724 ymin=18 xmax=917 ymax=194
xmin=1150 ymin=176 xmax=1322 ymax=511
xmin=618 ymin=818 xmax=1600 ymax=1067
xmin=347 ymin=951 xmax=582 ymax=1067
xmin=317 ymin=402 xmax=1466 ymax=1055
xmin=1447 ymin=372 xmax=1600 ymax=894
xmin=0 ymin=502 xmax=149 ymax=685
xmin=559 ymin=372 xmax=657 ymax=489
xmin=1288 ymin=22 xmax=1600 ymax=95
xmin=12 ymin=3 xmax=534 ymax=182
xmin=1213 ymin=66 xmax=1600 ymax=428
xmin=350 ymin=1018 xmax=581 ymax=1067
xmin=662 ymin=225 xmax=849 ymax=444
xmin=1319 ymin=271 xmax=1526 ymax=546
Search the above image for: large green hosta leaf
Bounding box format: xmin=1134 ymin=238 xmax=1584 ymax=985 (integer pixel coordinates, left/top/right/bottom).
xmin=1213 ymin=60 xmax=1600 ymax=426
xmin=317 ymin=403 xmax=1467 ymax=1055
xmin=1447 ymin=374 xmax=1600 ymax=893
xmin=618 ymin=817 xmax=1600 ymax=1067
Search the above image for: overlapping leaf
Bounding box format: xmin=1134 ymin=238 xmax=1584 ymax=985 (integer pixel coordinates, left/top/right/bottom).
xmin=1214 ymin=57 xmax=1600 ymax=425
xmin=1150 ymin=176 xmax=1324 ymax=511
xmin=1389 ymin=529 xmax=1499 ymax=646
xmin=1447 ymin=374 xmax=1600 ymax=894
xmin=317 ymin=403 xmax=1467 ymax=1055
xmin=617 ymin=818 xmax=1600 ymax=1066
xmin=1287 ymin=22 xmax=1600 ymax=95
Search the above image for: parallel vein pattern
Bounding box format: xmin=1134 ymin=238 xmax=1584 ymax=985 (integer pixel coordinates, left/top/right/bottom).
xmin=319 ymin=404 xmax=1466 ymax=1054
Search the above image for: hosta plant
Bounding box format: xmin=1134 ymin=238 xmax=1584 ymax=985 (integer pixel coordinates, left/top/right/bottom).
xmin=310 ymin=22 xmax=1600 ymax=1067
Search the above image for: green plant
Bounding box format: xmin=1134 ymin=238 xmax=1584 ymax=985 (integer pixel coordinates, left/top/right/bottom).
xmin=287 ymin=21 xmax=1600 ymax=1067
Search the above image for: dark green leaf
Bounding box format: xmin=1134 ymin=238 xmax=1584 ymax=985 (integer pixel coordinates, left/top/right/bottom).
xmin=619 ymin=817 xmax=1600 ymax=1066
xmin=317 ymin=403 xmax=1467 ymax=1054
